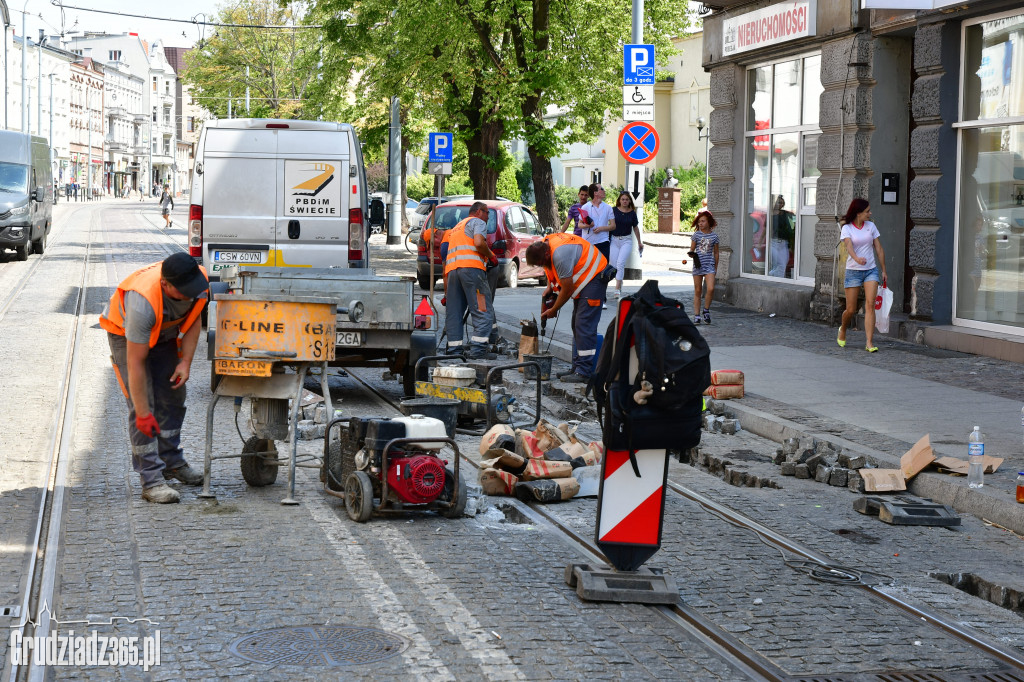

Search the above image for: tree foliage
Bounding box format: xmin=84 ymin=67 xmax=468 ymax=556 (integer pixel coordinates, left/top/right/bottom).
xmin=182 ymin=0 xmax=320 ymax=119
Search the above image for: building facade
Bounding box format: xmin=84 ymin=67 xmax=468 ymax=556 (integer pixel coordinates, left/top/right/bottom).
xmin=700 ymin=0 xmax=1024 ymax=358
xmin=68 ymin=58 xmax=105 ymax=197
xmin=102 ymin=61 xmax=144 ymax=195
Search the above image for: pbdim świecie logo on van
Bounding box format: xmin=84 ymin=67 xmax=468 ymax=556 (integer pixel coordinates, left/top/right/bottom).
xmin=285 ymin=161 xmax=342 ymax=215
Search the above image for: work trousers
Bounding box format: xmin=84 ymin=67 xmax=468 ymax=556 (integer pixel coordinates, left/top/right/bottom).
xmin=445 ymin=267 xmax=495 ymax=357
xmin=108 ymin=334 xmax=188 ymax=489
xmin=570 ymin=275 xmax=606 ymax=377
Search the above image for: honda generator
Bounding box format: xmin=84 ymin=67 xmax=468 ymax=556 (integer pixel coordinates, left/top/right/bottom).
xmin=322 ymin=415 xmax=466 ymax=522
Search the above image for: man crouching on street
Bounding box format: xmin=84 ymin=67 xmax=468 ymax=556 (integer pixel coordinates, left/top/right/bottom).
xmin=526 ymin=234 xmax=613 ymax=383
xmin=100 ymin=253 xmax=209 ymax=503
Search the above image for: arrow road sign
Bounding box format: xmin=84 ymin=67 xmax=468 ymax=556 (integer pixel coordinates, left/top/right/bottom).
xmin=618 ymin=122 xmax=660 ymax=164
xmin=627 ymin=164 xmax=645 ymax=205
xmin=428 ymin=132 xmax=453 ymax=163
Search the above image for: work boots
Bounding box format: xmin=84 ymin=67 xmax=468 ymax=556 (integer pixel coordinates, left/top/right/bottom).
xmin=163 ymin=464 xmax=204 ymax=486
xmin=141 ymin=484 xmax=180 ymax=504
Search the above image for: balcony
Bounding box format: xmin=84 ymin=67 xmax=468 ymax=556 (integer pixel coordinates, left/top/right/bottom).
xmin=133 ymin=113 xmax=149 ymax=124
xmin=132 ymin=145 xmax=149 ymax=156
xmin=107 ymin=106 xmax=128 ymax=119
xmin=106 ymin=139 xmax=128 ymax=152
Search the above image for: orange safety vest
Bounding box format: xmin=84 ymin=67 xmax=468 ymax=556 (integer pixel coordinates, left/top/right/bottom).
xmin=541 ymin=233 xmax=608 ymax=299
xmin=99 ymin=261 xmax=208 ymax=348
xmin=443 ymin=217 xmax=486 ymax=276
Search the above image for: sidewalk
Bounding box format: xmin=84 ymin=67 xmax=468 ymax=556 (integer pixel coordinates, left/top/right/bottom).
xmin=484 ymin=290 xmax=1024 ymax=534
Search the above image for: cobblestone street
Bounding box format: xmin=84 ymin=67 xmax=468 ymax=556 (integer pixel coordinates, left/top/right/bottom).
xmin=0 ymin=201 xmax=1022 ymax=680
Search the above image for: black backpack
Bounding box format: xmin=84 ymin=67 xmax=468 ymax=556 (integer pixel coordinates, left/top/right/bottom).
xmin=591 ymin=280 xmax=711 ymax=454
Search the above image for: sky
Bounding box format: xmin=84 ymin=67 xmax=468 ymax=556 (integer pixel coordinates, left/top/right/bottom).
xmin=9 ymin=0 xmax=226 ymax=49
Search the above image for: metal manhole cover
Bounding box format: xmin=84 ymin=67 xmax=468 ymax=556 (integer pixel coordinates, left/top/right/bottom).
xmin=229 ymin=626 xmax=408 ymax=666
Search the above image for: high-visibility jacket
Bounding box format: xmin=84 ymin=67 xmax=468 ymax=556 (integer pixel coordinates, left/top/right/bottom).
xmin=541 ymin=233 xmax=608 ymax=299
xmin=99 ymin=262 xmax=207 ymax=348
xmin=443 ymin=217 xmax=487 ymax=276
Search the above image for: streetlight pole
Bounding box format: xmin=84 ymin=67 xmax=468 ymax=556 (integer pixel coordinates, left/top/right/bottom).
xmin=20 ymin=0 xmax=27 ymax=133
xmin=37 ymin=29 xmax=44 ymax=136
xmin=696 ymin=116 xmax=710 ymax=199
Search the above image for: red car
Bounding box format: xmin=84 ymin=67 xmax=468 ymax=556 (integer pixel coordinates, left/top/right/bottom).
xmin=416 ymin=199 xmax=552 ymax=290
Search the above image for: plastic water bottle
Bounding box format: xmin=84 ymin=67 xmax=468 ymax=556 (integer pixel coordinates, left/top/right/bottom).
xmin=967 ymin=426 xmax=984 ymax=488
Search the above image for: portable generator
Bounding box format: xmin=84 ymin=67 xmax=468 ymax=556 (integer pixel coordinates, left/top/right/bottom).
xmin=412 ymin=355 xmax=543 ymax=435
xmin=322 ymin=415 xmax=466 ymax=522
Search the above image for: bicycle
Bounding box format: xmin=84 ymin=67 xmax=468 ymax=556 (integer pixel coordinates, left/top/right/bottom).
xmin=404 ymin=227 xmax=421 ymax=254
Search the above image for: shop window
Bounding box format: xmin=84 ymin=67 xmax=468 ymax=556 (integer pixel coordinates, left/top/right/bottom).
xmin=955 ymin=9 xmax=1024 ymax=331
xmin=743 ymin=53 xmax=822 ymax=282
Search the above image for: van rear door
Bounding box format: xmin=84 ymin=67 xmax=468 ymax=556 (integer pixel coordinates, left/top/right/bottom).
xmin=277 ymin=129 xmax=349 ymax=268
xmin=202 ymin=128 xmax=278 ymax=277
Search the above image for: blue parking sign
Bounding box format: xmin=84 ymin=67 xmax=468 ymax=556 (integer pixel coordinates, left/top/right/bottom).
xmin=428 ymin=133 xmax=454 ymax=163
xmin=623 ymin=44 xmax=655 ymax=85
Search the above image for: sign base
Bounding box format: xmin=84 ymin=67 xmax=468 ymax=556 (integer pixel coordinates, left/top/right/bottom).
xmin=564 ymin=563 xmax=679 ymax=604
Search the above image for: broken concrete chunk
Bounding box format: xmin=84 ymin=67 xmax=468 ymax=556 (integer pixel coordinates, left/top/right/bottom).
xmin=845 ymin=455 xmax=866 ymax=470
xmin=707 ymin=399 xmax=726 ymax=416
xmin=720 ymin=419 xmax=739 ymax=435
xmin=815 ymin=465 xmax=832 ymax=483
xmin=780 ymin=462 xmax=796 ymax=476
xmin=794 ymin=464 xmax=810 ymax=479
xmin=829 ymin=467 xmax=849 ymax=487
xmin=783 ymin=438 xmax=800 ymax=455
xmin=847 ymin=470 xmax=865 ymax=493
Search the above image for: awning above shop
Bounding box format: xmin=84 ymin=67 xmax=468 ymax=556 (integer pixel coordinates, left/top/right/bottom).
xmin=860 ymin=0 xmax=970 ymax=8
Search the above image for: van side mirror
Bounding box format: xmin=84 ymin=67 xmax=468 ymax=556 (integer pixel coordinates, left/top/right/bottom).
xmin=34 ymin=187 xmax=45 ymax=202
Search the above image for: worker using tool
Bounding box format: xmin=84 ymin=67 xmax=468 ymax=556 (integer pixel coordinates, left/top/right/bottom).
xmin=442 ymin=201 xmax=498 ymax=359
xmin=525 ymin=233 xmax=613 ymax=383
xmin=99 ymin=253 xmax=209 ymax=504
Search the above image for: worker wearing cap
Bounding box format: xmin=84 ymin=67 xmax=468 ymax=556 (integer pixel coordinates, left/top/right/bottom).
xmin=526 ymin=234 xmax=613 ymax=383
xmin=100 ymin=253 xmax=209 ymax=504
xmin=442 ymin=201 xmax=497 ymax=359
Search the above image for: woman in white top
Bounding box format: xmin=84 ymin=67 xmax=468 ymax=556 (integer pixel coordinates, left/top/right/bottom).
xmin=837 ymin=198 xmax=887 ymax=352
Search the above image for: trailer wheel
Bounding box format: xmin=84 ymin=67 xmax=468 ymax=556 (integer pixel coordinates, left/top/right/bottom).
xmin=439 ymin=466 xmax=467 ymax=519
xmin=345 ymin=471 xmax=374 ymax=522
xmin=240 ymin=436 xmax=279 ymax=487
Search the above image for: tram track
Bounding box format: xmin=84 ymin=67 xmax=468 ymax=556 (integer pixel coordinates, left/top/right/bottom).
xmin=341 ymin=366 xmax=1024 ymax=682
xmin=3 ymin=202 xmax=187 ymax=682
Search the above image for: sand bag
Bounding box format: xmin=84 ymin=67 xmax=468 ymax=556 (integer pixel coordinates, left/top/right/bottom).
xmin=513 ymin=478 xmax=579 ymax=503
xmin=479 ymin=468 xmax=518 ymax=496
xmin=479 ymin=424 xmax=516 ymax=455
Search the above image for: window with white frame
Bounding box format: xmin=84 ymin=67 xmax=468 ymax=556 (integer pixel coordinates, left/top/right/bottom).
xmin=743 ymin=53 xmax=823 ymax=281
xmin=955 ymin=9 xmax=1024 ymax=331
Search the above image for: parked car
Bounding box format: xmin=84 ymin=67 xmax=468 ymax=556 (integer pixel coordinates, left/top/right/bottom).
xmin=409 ymin=195 xmax=474 ymax=230
xmin=0 ymin=131 xmax=53 ymax=261
xmin=416 ymin=199 xmax=553 ymax=291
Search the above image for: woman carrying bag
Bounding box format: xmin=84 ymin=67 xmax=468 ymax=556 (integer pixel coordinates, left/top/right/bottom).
xmin=837 ymin=198 xmax=887 ymax=352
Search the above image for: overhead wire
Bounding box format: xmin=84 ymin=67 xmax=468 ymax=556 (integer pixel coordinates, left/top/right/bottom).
xmin=48 ymin=1 xmax=322 ymax=29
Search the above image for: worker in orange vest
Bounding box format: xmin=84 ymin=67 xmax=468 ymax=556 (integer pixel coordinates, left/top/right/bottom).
xmin=442 ymin=201 xmax=497 ymax=359
xmin=99 ymin=253 xmax=209 ymax=503
xmin=526 ymin=234 xmax=614 ymax=383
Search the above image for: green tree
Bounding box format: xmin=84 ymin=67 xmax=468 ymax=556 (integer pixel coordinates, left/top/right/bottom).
xmin=182 ymin=0 xmax=320 ymax=119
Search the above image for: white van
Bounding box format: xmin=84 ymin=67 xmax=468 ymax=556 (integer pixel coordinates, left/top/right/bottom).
xmin=188 ymin=119 xmax=369 ymax=277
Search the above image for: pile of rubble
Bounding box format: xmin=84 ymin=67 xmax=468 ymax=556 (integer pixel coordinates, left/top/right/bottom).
xmin=477 ymin=421 xmax=604 ymax=503
xmin=772 ymin=437 xmax=873 ymax=492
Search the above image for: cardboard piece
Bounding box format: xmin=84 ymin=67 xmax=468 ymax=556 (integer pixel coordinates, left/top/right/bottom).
xmin=704 ymin=384 xmax=744 ymax=399
xmin=901 ymin=434 xmax=935 ymax=479
xmin=933 ymin=456 xmax=1004 ymax=475
xmin=479 ymin=468 xmax=518 ymax=496
xmin=479 ymin=424 xmax=515 ymax=455
xmin=860 ymin=469 xmax=907 ymax=492
xmin=520 ymin=459 xmax=573 ymax=480
xmin=710 ymin=369 xmax=744 ymax=386
xmin=480 ymin=448 xmax=527 ymax=475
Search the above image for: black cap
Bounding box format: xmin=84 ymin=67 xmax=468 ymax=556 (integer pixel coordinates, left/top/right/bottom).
xmin=161 ymin=252 xmax=208 ymax=299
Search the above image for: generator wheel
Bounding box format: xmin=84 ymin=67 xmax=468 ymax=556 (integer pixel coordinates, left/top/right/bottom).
xmin=439 ymin=466 xmax=467 ymax=519
xmin=240 ymin=436 xmax=279 ymax=487
xmin=345 ymin=471 xmax=374 ymax=522
xmin=323 ymin=426 xmax=357 ymax=492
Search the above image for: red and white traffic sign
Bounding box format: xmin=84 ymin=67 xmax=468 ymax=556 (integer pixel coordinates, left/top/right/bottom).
xmin=618 ymin=122 xmax=660 ymax=164
xmin=596 ymin=448 xmax=668 ymax=571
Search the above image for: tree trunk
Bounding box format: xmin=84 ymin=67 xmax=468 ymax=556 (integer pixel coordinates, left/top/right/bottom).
xmin=529 ymin=146 xmax=558 ymax=229
xmin=462 ymin=84 xmax=503 ymax=200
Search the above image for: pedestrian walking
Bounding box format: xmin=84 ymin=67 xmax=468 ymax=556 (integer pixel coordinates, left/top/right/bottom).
xmin=99 ymin=253 xmax=209 ymax=503
xmin=769 ymin=194 xmax=796 ymax=278
xmin=609 ymin=191 xmax=643 ymax=302
xmin=689 ymin=211 xmax=720 ymax=325
xmin=837 ymin=198 xmax=887 ymax=352
xmin=580 ymin=183 xmax=613 ymax=308
xmin=526 ymin=234 xmax=614 ymax=383
xmin=159 ymin=184 xmax=174 ymax=228
xmin=441 ymin=201 xmax=497 ymax=359
xmin=561 ymin=185 xmax=591 ymax=237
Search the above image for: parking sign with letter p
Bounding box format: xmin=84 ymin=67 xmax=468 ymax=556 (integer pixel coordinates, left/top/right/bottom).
xmin=428 ymin=133 xmax=454 ymax=163
xmin=623 ymin=44 xmax=655 ymax=85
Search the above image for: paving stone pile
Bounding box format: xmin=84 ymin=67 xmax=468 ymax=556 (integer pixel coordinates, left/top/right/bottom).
xmin=773 ymin=436 xmax=873 ymax=492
